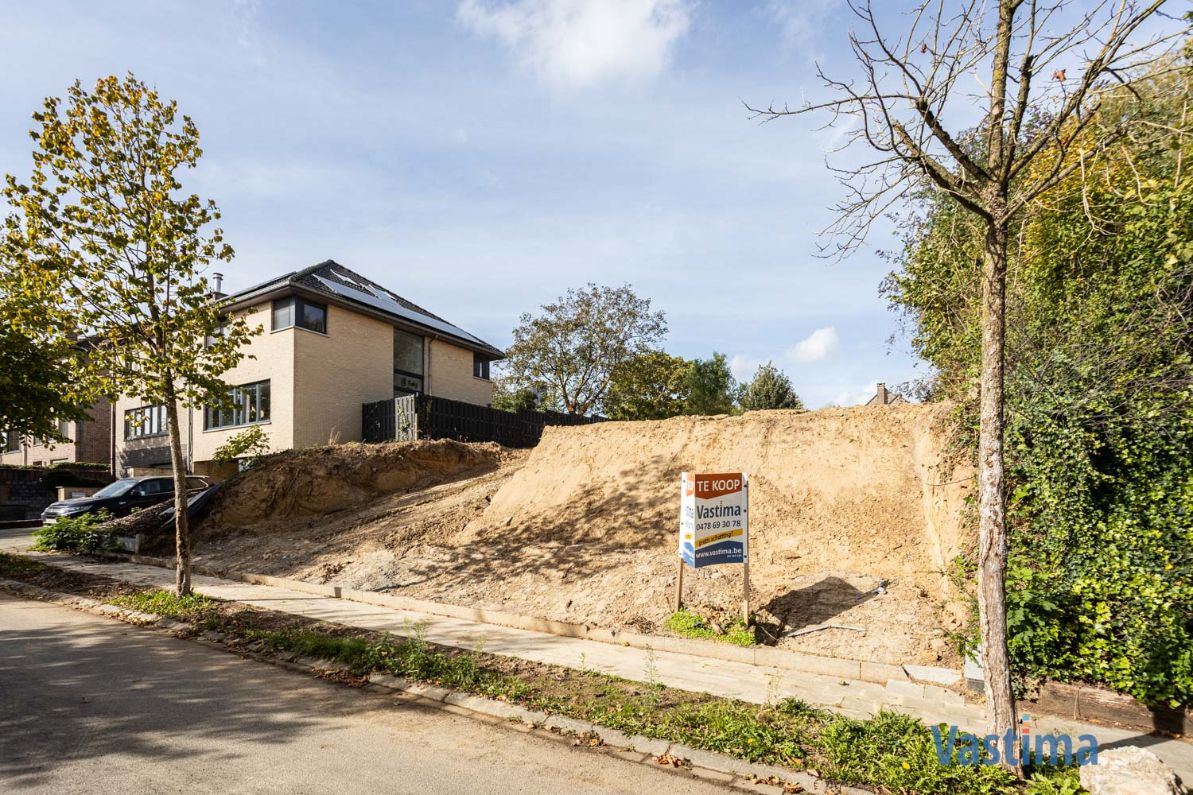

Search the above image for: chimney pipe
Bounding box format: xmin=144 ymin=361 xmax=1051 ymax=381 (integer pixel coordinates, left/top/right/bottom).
xmin=212 ymin=272 xmax=224 ymax=294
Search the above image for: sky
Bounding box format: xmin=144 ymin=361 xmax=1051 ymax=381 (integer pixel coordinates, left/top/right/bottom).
xmin=0 ymin=0 xmax=935 ymax=407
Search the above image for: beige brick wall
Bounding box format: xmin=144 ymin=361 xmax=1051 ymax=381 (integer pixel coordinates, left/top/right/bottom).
xmin=291 ymin=304 xmax=394 ymax=448
xmin=191 ymin=302 xmax=294 ymax=462
xmin=2 ymin=399 xmax=113 ymax=469
xmin=428 ymin=338 xmax=495 ymax=406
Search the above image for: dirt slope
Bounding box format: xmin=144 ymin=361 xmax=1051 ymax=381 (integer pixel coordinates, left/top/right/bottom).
xmin=195 ymin=405 xmax=972 ymax=666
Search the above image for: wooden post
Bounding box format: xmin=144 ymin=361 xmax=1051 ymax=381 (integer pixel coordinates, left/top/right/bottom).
xmin=674 ymin=557 xmax=685 ymax=612
xmin=742 ymin=539 xmax=750 ymax=625
xmin=741 ymin=476 xmax=750 ymax=625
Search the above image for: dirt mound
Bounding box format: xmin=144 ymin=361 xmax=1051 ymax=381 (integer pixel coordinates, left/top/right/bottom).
xmin=195 ymin=405 xmax=973 ymax=666
xmin=204 ymin=440 xmax=501 ymax=530
xmin=471 ymin=404 xmax=969 ymax=591
xmin=425 ymin=404 xmax=973 ymax=663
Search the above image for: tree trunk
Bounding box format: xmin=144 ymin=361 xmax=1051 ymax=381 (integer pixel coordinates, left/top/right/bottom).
xmin=164 ymin=392 xmax=192 ymax=596
xmin=977 ymin=218 xmax=1018 ymax=770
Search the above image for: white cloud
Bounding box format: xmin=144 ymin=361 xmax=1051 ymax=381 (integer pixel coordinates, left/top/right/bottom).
xmin=457 ymin=0 xmax=692 ymax=89
xmin=788 ymin=326 xmax=838 ymax=362
xmin=830 ymin=381 xmax=877 ymax=408
xmin=766 ymin=0 xmax=834 ymax=60
xmin=729 ymin=354 xmax=764 ymax=383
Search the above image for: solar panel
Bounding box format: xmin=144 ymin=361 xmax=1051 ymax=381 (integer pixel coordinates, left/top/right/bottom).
xmin=312 ymin=274 xmax=489 ymax=347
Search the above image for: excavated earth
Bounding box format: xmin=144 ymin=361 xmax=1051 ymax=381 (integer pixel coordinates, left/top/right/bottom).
xmin=193 ymin=405 xmax=973 ymax=667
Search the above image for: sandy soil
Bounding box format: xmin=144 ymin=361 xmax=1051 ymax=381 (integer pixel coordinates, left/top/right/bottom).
xmin=194 ymin=405 xmax=972 ymax=667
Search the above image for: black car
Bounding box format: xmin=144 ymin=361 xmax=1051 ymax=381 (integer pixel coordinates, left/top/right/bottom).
xmin=41 ymin=475 xmax=211 ymax=525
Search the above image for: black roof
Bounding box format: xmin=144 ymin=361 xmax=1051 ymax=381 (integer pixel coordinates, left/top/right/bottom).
xmin=226 ymin=260 xmax=504 ymax=358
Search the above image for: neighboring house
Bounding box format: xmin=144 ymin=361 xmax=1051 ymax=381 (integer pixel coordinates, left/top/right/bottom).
xmin=113 ymin=260 xmax=504 ymax=478
xmin=865 ymin=382 xmax=907 ymax=407
xmin=0 ymin=398 xmax=114 ymax=469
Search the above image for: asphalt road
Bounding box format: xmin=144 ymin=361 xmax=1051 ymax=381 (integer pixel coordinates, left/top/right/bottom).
xmin=0 ymin=593 xmax=727 ymax=794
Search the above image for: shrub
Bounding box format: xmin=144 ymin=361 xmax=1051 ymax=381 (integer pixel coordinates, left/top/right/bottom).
xmin=32 ymin=510 xmax=116 ymax=553
xmin=212 ymin=425 xmax=271 ymax=470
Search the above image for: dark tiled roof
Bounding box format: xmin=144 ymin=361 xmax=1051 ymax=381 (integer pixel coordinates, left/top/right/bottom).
xmin=228 ymin=260 xmax=504 ymax=358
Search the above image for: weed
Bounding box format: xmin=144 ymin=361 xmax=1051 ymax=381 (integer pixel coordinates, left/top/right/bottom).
xmin=0 ymin=552 xmax=52 ymax=578
xmin=110 ymin=590 xmax=221 ymax=622
xmin=817 ymin=711 xmax=1018 ymax=794
xmin=1023 ymin=767 xmax=1083 ymax=795
xmin=664 ymin=609 xmax=754 ymax=647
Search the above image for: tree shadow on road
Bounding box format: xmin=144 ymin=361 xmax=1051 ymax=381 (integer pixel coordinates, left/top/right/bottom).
xmin=0 ymin=607 xmax=386 ymax=790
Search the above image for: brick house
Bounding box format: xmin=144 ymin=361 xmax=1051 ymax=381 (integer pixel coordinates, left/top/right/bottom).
xmin=1 ymin=399 xmax=113 ymax=469
xmin=865 ymin=382 xmax=907 ymax=407
xmin=113 ymin=260 xmax=504 ymax=477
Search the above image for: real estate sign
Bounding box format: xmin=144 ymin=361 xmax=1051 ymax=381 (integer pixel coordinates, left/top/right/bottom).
xmin=678 ymin=472 xmax=748 ymax=568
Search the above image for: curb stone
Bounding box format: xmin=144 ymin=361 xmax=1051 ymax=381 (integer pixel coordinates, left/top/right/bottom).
xmin=0 ymin=575 xmax=870 ymax=794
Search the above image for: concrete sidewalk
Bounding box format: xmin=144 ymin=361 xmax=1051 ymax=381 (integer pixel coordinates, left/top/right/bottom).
xmin=3 ymin=530 xmax=1190 ymax=781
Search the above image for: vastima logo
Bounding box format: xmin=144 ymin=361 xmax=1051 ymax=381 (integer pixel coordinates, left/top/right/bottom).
xmin=931 ymin=715 xmax=1099 ymax=767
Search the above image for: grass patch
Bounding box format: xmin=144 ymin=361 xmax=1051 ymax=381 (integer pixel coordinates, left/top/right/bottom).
xmin=110 ymin=590 xmax=221 ymax=622
xmin=244 ymin=626 xmax=531 ymax=701
xmin=664 ymin=608 xmax=755 ymax=647
xmin=0 ymin=552 xmax=53 ymax=578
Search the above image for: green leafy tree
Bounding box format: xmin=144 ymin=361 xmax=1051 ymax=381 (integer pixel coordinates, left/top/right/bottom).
xmin=0 ymin=320 xmax=89 ymax=444
xmin=886 ymin=61 xmax=1193 ymax=706
xmin=603 ymin=351 xmax=690 ymax=420
xmin=684 ymin=353 xmax=737 ymax=416
xmin=749 ymin=1 xmax=1178 ymax=755
xmin=2 ymin=74 xmax=258 ymax=595
xmin=738 ymin=362 xmax=804 ymax=411
xmin=490 ymin=374 xmax=541 ymax=413
xmin=503 ymin=283 xmax=666 ymax=415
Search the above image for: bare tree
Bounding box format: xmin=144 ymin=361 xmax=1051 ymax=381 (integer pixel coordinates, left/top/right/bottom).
xmin=748 ymin=0 xmax=1186 ymax=770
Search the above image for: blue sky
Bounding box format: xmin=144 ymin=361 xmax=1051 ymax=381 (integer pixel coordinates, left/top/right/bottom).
xmin=1 ymin=1 xmax=929 ymax=407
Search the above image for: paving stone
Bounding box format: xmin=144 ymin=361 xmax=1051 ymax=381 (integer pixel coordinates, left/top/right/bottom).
xmin=729 ymin=780 xmax=785 ymax=795
xmin=403 ymin=683 xmax=451 ymax=702
xmin=903 ymin=664 xmax=963 ymax=686
xmin=366 ymin=673 xmax=409 ymax=690
xmin=668 ymin=743 xmax=756 ymax=778
xmin=607 ymin=748 xmax=649 ymax=766
xmin=625 ymin=735 xmax=671 ymax=756
xmin=590 ymin=726 xmax=633 ymax=749
xmin=443 ymin=692 xmax=528 ymax=721
xmin=884 ymin=679 xmax=926 ymax=700
xmin=688 ymin=767 xmax=735 ymax=784
xmin=543 ymin=714 xmax=594 ymax=735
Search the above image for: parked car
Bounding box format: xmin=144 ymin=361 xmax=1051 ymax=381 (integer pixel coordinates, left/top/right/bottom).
xmin=41 ymin=475 xmax=211 ymax=525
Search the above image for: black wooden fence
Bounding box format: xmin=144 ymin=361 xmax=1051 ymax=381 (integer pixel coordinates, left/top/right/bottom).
xmin=362 ymin=394 xmax=601 ymax=448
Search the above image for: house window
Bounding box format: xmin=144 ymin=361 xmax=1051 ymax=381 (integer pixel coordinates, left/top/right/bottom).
xmin=58 ymin=419 xmax=71 ymax=439
xmin=393 ymin=328 xmax=424 ymax=395
xmin=205 ymin=380 xmax=271 ymax=430
xmin=125 ymin=406 xmax=167 ymax=439
xmin=3 ymin=431 xmax=19 ymax=453
xmin=473 ymin=353 xmax=491 ymax=380
xmin=205 ymin=320 xmax=229 ymax=347
xmin=272 ymin=297 xmax=327 ymax=334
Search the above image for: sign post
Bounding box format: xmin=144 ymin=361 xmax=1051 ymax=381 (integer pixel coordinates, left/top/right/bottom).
xmin=676 ymin=471 xmax=750 ymax=623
